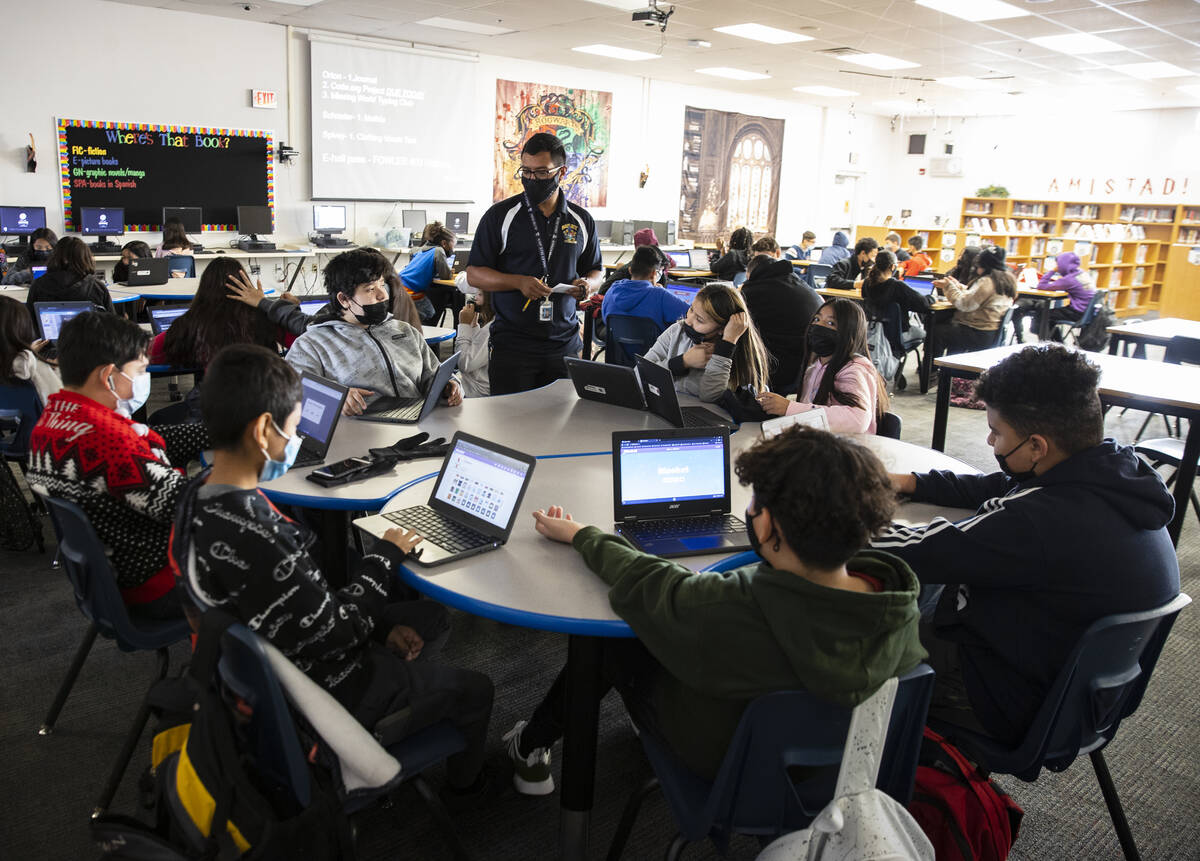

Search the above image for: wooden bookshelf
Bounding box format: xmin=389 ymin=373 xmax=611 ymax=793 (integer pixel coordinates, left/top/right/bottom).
xmin=855 ymin=224 xmax=951 ymax=265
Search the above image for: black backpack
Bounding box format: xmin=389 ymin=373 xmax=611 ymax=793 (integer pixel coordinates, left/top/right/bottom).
xmin=1076 ymin=300 xmax=1117 ymax=352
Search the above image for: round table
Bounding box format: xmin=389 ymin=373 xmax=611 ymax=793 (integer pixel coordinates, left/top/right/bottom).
xmin=422 ymin=325 xmax=456 ymax=344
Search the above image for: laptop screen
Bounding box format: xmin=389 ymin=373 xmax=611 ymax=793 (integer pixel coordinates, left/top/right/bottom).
xmin=665 ymin=250 xmax=691 ymax=268
xmin=31 ymin=265 xmax=47 ymax=279
xmin=35 ymin=302 xmax=92 ymax=341
xmin=904 ymin=277 xmax=935 ymax=296
xmin=666 ymin=284 xmax=700 ymax=304
xmin=617 ymin=433 xmax=726 ymax=506
xmin=433 ymin=437 xmax=532 ymax=529
xmin=298 ymin=375 xmax=344 ymax=446
xmin=689 ymin=250 xmax=707 ymax=270
xmin=298 ymin=299 xmax=327 ymax=316
xmin=149 ymin=305 xmax=189 ymax=333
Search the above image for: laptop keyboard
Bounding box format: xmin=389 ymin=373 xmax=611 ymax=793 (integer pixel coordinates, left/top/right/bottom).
xmin=368 ymin=399 xmax=422 ymax=420
xmin=681 ymin=407 xmax=729 ymax=428
xmin=292 ymin=444 xmax=324 ymax=467
xmin=624 ymin=514 xmax=745 ymax=538
xmin=384 ymin=506 xmax=491 ymax=553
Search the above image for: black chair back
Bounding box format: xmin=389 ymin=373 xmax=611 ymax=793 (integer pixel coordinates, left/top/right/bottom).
xmin=877 ymin=411 xmax=902 ymax=439
xmin=0 ymin=379 xmax=43 ymax=461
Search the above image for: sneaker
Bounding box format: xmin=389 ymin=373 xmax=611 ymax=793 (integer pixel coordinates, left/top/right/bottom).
xmin=503 ymin=720 xmax=554 ymax=796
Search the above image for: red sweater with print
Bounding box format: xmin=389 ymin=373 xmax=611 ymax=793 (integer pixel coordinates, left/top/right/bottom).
xmin=27 ymin=391 xmax=187 ymax=603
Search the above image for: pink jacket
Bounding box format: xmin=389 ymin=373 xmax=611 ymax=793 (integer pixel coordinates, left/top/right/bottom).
xmin=785 ymin=355 xmax=878 ymax=433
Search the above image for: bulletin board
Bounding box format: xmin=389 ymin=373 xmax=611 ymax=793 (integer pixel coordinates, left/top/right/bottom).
xmin=57 ymin=118 xmax=273 ymax=231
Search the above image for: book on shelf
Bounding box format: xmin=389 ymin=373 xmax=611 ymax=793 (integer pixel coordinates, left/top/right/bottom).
xmin=1108 ymin=270 xmax=1122 ymax=288
xmin=1179 ymin=228 xmax=1200 ymax=245
xmin=1012 ymin=203 xmax=1048 ymax=217
xmin=1130 ymin=289 xmax=1143 ymax=307
xmin=1006 ymin=237 xmax=1019 ymax=254
xmin=964 ymin=202 xmax=993 ymax=215
xmin=1135 ymin=245 xmax=1149 ymax=264
xmin=1113 ymin=244 xmax=1124 ymax=264
xmin=1032 ymin=238 xmax=1046 ymax=256
xmin=1063 ymin=204 xmax=1099 ymax=219
xmin=1133 ymin=267 xmax=1146 ymax=286
xmin=1183 ymin=208 xmax=1199 ymax=223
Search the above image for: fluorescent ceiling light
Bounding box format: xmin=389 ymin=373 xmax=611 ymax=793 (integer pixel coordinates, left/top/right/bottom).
xmin=937 ymin=76 xmax=1005 ymax=90
xmin=1177 ymin=85 xmax=1200 ymax=98
xmin=572 ymin=43 xmax=659 ymax=61
xmin=713 ymin=23 xmax=814 ymax=44
xmin=695 ymin=67 xmax=771 ymax=80
xmin=794 ymin=85 xmax=860 ymax=97
xmin=915 ymin=0 xmax=1028 ymax=21
xmin=1027 ymin=32 xmax=1125 ymax=54
xmin=414 ymin=16 xmax=513 ymax=35
xmin=838 ymin=53 xmax=919 ymax=71
xmin=1113 ymin=61 xmax=1193 ymax=79
xmin=581 ymin=0 xmax=646 ymax=9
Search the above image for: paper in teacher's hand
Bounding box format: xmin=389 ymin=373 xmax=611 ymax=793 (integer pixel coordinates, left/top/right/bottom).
xmin=551 ymin=283 xmax=579 ymax=294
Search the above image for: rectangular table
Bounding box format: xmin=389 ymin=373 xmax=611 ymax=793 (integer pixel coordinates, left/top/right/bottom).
xmin=1107 ymin=317 xmax=1200 ymax=357
xmin=932 ymin=345 xmax=1200 ymax=545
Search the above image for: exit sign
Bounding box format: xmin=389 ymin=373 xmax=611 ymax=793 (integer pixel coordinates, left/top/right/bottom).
xmin=251 ymin=89 xmax=277 ymax=109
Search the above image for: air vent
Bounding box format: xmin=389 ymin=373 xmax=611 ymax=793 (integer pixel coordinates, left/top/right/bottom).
xmin=819 ymin=47 xmax=865 ymax=57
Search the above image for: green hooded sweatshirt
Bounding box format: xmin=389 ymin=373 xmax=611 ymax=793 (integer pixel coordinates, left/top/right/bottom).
xmin=572 ymin=526 xmax=927 ymax=779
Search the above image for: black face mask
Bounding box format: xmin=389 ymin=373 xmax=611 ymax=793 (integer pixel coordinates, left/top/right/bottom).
xmin=808 ymin=324 xmax=838 ymax=358
xmin=679 ymin=321 xmax=711 ymax=344
xmin=29 ymin=248 xmax=51 ymax=262
xmin=348 ymin=298 xmax=389 ymax=326
xmin=521 ymin=174 xmax=560 ymax=205
xmin=745 ymin=508 xmax=778 ymax=558
xmin=995 ymin=437 xmax=1036 ymax=482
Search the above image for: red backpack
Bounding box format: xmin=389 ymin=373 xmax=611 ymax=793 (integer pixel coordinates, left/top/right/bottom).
xmin=908 ymin=727 xmax=1024 ymax=860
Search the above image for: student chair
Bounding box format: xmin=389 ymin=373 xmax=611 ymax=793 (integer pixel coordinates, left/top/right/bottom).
xmin=1134 ymin=436 xmax=1200 ymax=528
xmin=0 ymin=379 xmax=43 ymax=466
xmin=34 ymin=493 xmax=191 ymax=817
xmin=877 ymin=411 xmax=902 ymax=440
xmin=805 ymin=263 xmax=833 ymax=289
xmin=1052 ymin=288 xmax=1107 ymax=345
xmin=991 ymin=305 xmax=1016 ymax=348
xmin=605 ymin=314 xmax=664 ymax=368
xmin=606 ymin=550 xmax=934 ymax=861
xmin=1130 ymin=335 xmax=1200 ymax=442
xmin=879 ymin=303 xmax=924 ymax=392
xmin=731 ymin=271 xmax=748 ymax=287
xmin=928 ymin=592 xmax=1191 ymax=861
xmin=165 ymin=255 xmax=196 ymax=278
xmin=214 ymin=622 xmax=472 ymax=860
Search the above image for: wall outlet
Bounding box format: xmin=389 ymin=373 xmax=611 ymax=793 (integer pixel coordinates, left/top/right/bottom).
xmin=249 ymin=264 xmax=261 ymax=276
xmin=274 ymin=264 xmax=283 ymax=280
xmin=311 ymin=263 xmax=318 ymax=273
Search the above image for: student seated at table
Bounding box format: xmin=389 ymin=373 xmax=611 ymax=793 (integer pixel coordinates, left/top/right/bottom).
xmin=751 ymin=234 xmax=821 ymax=293
xmin=1013 ymin=251 xmax=1096 ymax=343
xmin=2 ymin=227 xmax=57 ymax=286
xmin=400 ymin=222 xmax=456 ymax=324
xmin=931 ymin=245 xmax=1016 ymax=356
xmin=824 ymin=237 xmax=879 ymax=291
xmin=503 ymin=426 xmax=925 ymax=791
xmin=902 ymin=235 xmax=932 ymax=277
xmin=945 ymin=245 xmax=981 ymax=284
xmin=26 ymin=312 xmax=206 ymax=619
xmin=111 ymin=240 xmax=152 ymax=284
xmin=884 ymin=232 xmax=910 ymax=263
xmin=170 ymin=344 xmax=496 ymax=804
xmin=0 ymin=294 xmax=61 ymax=404
xmin=710 ymin=226 xmax=753 ymax=282
xmin=817 ymin=231 xmax=851 ymax=266
xmin=872 ymin=345 xmax=1179 ymax=747
xmin=741 ymin=253 xmax=821 ymax=392
xmin=601 ymin=245 xmax=689 ymax=331
xmin=784 ymin=230 xmax=817 ymax=261
xmin=285 ymin=248 xmax=462 ymax=416
xmin=456 ymin=290 xmax=494 ymax=398
xmin=26 ymin=236 xmax=115 ymax=319
xmin=861 ymin=251 xmax=931 ymax=351
xmin=154 ymin=217 xmax=194 ymax=258
xmin=641 ymin=281 xmax=770 ymax=405
xmin=758 ymin=299 xmax=889 ymax=434
xmin=599 ymin=228 xmax=668 ymax=293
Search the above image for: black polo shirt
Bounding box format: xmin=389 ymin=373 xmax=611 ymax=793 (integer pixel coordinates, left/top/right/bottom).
xmin=468 ymin=191 xmax=602 ymax=354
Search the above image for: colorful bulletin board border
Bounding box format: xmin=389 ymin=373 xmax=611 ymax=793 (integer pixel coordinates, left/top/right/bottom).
xmin=57 ymin=119 xmax=274 ymax=232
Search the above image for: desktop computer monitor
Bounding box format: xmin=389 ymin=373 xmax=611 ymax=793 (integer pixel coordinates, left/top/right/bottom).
xmin=313 ymin=204 xmax=346 ymax=234
xmin=445 ymin=211 xmax=469 ymax=235
xmin=236 ymin=205 xmax=276 ymax=251
xmin=80 ymin=207 xmax=125 ymax=252
xmin=594 ymin=220 xmax=613 ymax=242
xmin=632 ymin=220 xmax=655 ymax=240
xmin=402 ymin=209 xmax=427 ymax=232
xmin=162 ymin=206 xmax=203 ymax=233
xmin=0 ymin=206 xmax=47 ymax=242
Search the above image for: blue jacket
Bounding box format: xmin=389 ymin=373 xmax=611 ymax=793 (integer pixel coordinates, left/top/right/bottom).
xmin=601 ymin=278 xmax=690 ymax=331
xmin=872 ymin=440 xmax=1179 ymax=744
xmin=817 ymin=232 xmax=851 ymax=265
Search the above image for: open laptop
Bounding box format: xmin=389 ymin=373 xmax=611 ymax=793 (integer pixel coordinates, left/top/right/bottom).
xmin=125 ymin=258 xmax=169 ymax=286
xmin=665 ymin=283 xmax=700 ymax=305
xmin=664 ymin=250 xmax=695 ymax=271
xmin=148 ymin=304 xmax=190 ymax=335
xmin=357 ymin=352 xmax=460 ymax=424
xmin=30 ymin=265 xmax=47 ymax=280
xmin=353 ymin=432 xmax=536 ymax=567
xmin=612 ymin=427 xmax=749 ymax=558
xmin=298 ymin=298 xmax=328 ymax=316
xmin=565 ymin=357 xmax=648 ymax=412
xmin=903 ymin=277 xmax=936 ymax=297
xmin=292 ymin=372 xmax=349 ymax=467
xmin=34 ymin=301 xmax=93 ymax=342
xmin=635 ymin=356 xmax=734 ymax=429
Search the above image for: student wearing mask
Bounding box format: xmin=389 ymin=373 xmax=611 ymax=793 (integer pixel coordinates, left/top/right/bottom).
xmin=710 ymin=227 xmax=753 ymax=282
xmin=456 ymin=290 xmax=495 ymax=398
xmin=467 ymin=133 xmax=602 ymax=395
xmin=154 ymin=217 xmax=194 ymax=257
xmin=1013 ymin=252 xmax=1096 ymax=343
xmin=2 ymin=227 xmax=58 ymax=286
xmin=758 ymin=299 xmax=890 ymax=435
xmin=902 ymin=235 xmax=932 ymax=277
xmin=817 ymin=231 xmax=851 ymax=265
xmin=824 ymin=237 xmax=879 ymax=291
xmin=741 ymin=253 xmax=821 ymax=392
xmin=600 ymin=228 xmax=668 ymax=293
xmin=110 ymin=240 xmax=152 ymax=284
xmin=601 ymin=245 xmax=689 ymax=332
xmin=285 ymin=248 xmax=462 ymax=416
xmin=785 ymin=231 xmax=817 ymax=261
xmin=884 ymin=232 xmax=911 ymax=263
xmin=26 ymin=236 xmax=115 ymax=319
xmin=931 ymin=246 xmax=1016 ymax=355
xmin=0 ymin=295 xmax=60 ymax=404
xmin=26 ymin=312 xmax=206 ymax=619
xmin=400 ymin=221 xmax=457 ymax=324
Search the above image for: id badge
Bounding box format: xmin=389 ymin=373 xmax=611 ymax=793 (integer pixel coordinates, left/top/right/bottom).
xmin=539 ymin=298 xmax=553 ymax=322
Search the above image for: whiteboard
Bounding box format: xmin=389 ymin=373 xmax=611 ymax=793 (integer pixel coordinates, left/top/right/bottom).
xmin=310 ymin=38 xmax=477 ymax=202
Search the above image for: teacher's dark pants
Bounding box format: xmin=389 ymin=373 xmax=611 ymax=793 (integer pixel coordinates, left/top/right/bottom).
xmin=489 ymin=342 xmax=579 ymax=395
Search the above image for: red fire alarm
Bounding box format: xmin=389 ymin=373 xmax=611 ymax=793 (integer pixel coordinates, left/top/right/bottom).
xmin=919 ymin=167 xmax=926 ymax=175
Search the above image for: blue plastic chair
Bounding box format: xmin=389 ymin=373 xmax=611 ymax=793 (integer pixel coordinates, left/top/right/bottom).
xmin=806 ymin=263 xmax=833 ymax=289
xmin=35 ymin=493 xmax=191 ymax=816
xmin=605 ymin=314 xmax=664 ymax=368
xmin=165 ymin=255 xmax=196 ymax=278
xmin=606 ymin=550 xmax=935 ymax=860
xmin=929 ymin=592 xmax=1191 ymax=861
xmin=731 ymin=271 xmax=748 ymax=287
xmin=215 ymin=622 xmax=472 ymax=859
xmin=0 ymin=379 xmax=43 ymax=463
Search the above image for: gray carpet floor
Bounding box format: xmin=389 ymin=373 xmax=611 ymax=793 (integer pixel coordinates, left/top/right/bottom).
xmin=1 ymin=352 xmax=1197 ymax=860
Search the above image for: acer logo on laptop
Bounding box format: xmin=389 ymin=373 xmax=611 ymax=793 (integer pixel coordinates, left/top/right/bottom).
xmin=668 ymin=503 xmax=680 ymax=509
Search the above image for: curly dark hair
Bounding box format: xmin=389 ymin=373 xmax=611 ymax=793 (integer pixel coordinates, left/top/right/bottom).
xmin=974 ymin=344 xmax=1103 ymax=454
xmin=735 ymin=426 xmax=896 ymax=569
xmin=324 ymin=247 xmax=391 ymax=301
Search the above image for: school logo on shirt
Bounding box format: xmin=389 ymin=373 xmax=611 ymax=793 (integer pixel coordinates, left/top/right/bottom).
xmin=561 ymin=223 xmax=579 ymax=245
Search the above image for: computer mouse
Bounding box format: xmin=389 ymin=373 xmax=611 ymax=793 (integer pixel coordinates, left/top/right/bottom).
xmin=215 ymin=250 xmax=225 ymax=254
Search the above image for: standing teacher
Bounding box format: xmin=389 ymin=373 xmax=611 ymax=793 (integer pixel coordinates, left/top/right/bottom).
xmin=467 ymin=133 xmax=603 ymax=395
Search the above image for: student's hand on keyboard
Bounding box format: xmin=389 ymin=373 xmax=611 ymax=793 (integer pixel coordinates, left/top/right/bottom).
xmin=382 ymin=525 xmax=423 ymax=554
xmin=757 ymin=392 xmax=791 ymax=416
xmin=343 ymin=387 xmax=374 ymax=415
xmin=443 ymin=380 xmax=463 ymax=407
xmin=386 ymin=624 xmax=425 ymax=661
xmin=532 ymin=505 xmax=587 ymax=544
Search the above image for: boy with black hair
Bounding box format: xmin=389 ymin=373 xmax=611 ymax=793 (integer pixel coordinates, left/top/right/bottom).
xmin=873 ymin=345 xmax=1179 ymax=745
xmin=285 ymin=247 xmax=461 ymax=416
xmin=825 ymin=236 xmax=879 ymax=291
xmin=902 ymin=235 xmax=932 ymax=277
xmin=600 ymin=245 xmax=689 ymax=331
xmin=170 ymin=344 xmax=496 ymax=801
xmin=504 ymin=427 xmax=925 ymax=793
xmin=27 ymin=312 xmax=205 ymax=618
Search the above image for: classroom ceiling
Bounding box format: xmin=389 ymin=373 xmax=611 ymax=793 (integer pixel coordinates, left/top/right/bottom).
xmin=111 ymin=0 xmax=1200 ymax=116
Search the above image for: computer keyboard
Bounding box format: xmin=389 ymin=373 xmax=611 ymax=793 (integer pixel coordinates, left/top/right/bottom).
xmin=368 ymin=398 xmax=422 ymax=420
xmin=625 ymin=514 xmax=744 ymax=538
xmin=385 ymin=506 xmax=490 ymax=553
xmin=681 ymin=407 xmax=730 ymax=428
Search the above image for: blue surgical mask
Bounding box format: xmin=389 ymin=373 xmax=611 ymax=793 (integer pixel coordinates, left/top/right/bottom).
xmin=260 ymin=420 xmax=302 ymax=482
xmin=109 ymin=370 xmax=151 ymax=416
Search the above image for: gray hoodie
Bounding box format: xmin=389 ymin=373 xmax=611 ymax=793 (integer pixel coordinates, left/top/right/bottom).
xmin=641 ymin=321 xmax=734 ymax=403
xmin=285 ymin=316 xmax=455 ymax=407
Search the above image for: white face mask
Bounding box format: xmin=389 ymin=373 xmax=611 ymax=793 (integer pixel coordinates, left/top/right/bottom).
xmin=108 ymin=369 xmax=151 ymax=416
